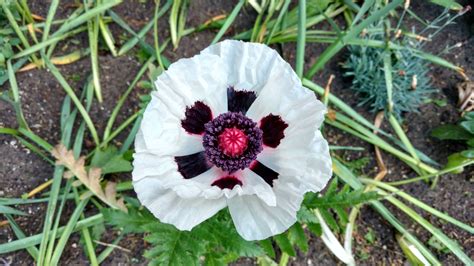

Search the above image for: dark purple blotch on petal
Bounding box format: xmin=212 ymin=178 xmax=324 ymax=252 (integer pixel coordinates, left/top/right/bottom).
xmin=181 ymin=101 xmax=213 ymax=134
xmin=250 ymin=161 xmax=279 ymax=187
xmin=212 ymin=176 xmax=243 ymax=190
xmin=175 ymin=152 xmax=212 ymax=179
xmin=260 ymin=114 xmax=288 ymax=148
xmin=227 ymin=87 xmax=257 ymax=114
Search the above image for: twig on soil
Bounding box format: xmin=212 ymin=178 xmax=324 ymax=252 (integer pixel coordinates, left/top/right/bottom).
xmin=93 ymin=240 xmax=131 ymax=253
xmin=0 ymin=220 xmax=9 ymax=227
xmin=323 ymin=74 xmax=335 ymax=106
xmin=24 ymin=179 xmax=53 ymax=199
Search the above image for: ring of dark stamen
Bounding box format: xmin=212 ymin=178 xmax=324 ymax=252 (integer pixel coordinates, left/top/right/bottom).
xmin=260 ymin=114 xmax=288 ymax=148
xmin=250 ymin=161 xmax=279 ymax=187
xmin=227 ymin=87 xmax=257 ymax=114
xmin=211 ymin=176 xmax=243 ymax=190
xmin=181 ymin=101 xmax=213 ymax=134
xmin=203 ymin=112 xmax=263 ymax=173
xmin=175 ymin=152 xmax=212 ymax=179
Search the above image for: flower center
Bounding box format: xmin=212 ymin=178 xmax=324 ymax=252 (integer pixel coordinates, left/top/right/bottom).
xmin=218 ymin=127 xmax=248 ymax=157
xmin=203 ymin=112 xmax=263 ymax=173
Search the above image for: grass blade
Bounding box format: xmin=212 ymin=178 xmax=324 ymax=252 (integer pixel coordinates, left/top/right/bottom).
xmin=169 ymin=0 xmax=181 ymax=48
xmin=44 ymin=58 xmax=100 ymax=145
xmin=305 ymin=0 xmax=403 ymax=78
xmin=265 ymin=0 xmax=291 ymax=44
xmin=7 ymin=60 xmax=29 ymax=129
xmin=112 ymin=0 xmax=172 ymax=56
xmin=5 ymin=214 xmax=39 ymax=260
xmin=41 ymin=0 xmax=60 ymax=47
xmin=0 ymin=205 xmax=27 ymax=216
xmin=85 ymin=0 xmax=103 ymax=102
xmin=98 ymin=17 xmax=117 ymax=56
xmin=102 ymin=57 xmax=152 ymax=142
xmin=333 ymin=159 xmax=441 ymax=265
xmin=360 ymin=178 xmax=474 ymax=234
xmin=211 ymin=0 xmax=246 ymax=44
xmin=0 ymin=214 xmax=104 ymax=254
xmin=382 ymin=193 xmax=472 ymax=264
xmin=51 ymin=0 xmax=122 ymax=37
xmin=50 ymin=198 xmax=89 ymax=266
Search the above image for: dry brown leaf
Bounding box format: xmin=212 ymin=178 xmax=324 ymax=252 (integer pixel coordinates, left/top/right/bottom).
xmin=51 ymin=144 xmax=127 ymax=212
xmin=458 ymin=81 xmax=474 ymax=113
xmin=373 ymin=111 xmax=387 ymax=182
xmin=327 ymin=108 xmax=337 ymax=121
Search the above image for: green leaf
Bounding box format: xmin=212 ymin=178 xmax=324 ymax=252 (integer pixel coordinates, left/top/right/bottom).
xmin=429 ymin=0 xmax=463 ymax=10
xmin=102 ymin=207 xmax=154 ymax=234
xmin=445 ymin=153 xmax=472 ymax=174
xmin=259 ymin=239 xmax=275 ymax=259
xmin=460 ymin=149 xmax=474 ymax=159
xmin=431 ymin=125 xmax=472 ymax=140
xmin=197 ymin=213 xmax=264 ymax=258
xmin=90 ymin=145 xmax=132 ymax=174
xmin=467 ymin=139 xmax=474 ymax=147
xmin=306 ymin=189 xmax=379 ymax=208
xmin=396 ymin=235 xmax=431 ymax=266
xmin=307 ymin=222 xmax=322 ymax=237
xmin=432 ymin=99 xmax=447 ymax=107
xmin=204 ymin=252 xmax=226 ymax=266
xmin=297 ymin=206 xmax=318 ymax=224
xmin=307 ymin=0 xmax=334 ymax=13
xmin=319 ymin=208 xmax=339 ymax=232
xmin=288 ymin=223 xmax=308 ymax=253
xmin=460 ymin=120 xmax=474 ymax=134
xmin=427 ymin=235 xmax=449 ymax=254
xmin=364 ymin=228 xmax=376 ymax=244
xmin=273 ymin=233 xmax=296 ymax=257
xmin=464 ymin=112 xmax=474 ymax=121
xmin=144 ymin=223 xmax=203 ymax=266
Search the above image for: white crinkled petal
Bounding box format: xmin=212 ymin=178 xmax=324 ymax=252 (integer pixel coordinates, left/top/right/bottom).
xmin=258 ymin=130 xmax=332 ymax=194
xmin=239 ymin=169 xmax=277 ymax=206
xmin=140 ymin=53 xmax=228 ymax=156
xmin=202 ymin=40 xmax=282 ymax=95
xmin=133 ymin=151 xmax=224 ymax=200
xmin=227 ymin=179 xmax=303 ymax=241
xmin=246 ymin=66 xmax=330 ymax=193
xmin=133 ymin=177 xmax=226 ymax=231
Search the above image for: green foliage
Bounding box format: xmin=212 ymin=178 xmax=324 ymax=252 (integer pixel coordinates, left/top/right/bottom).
xmin=268 ymin=177 xmax=380 ymax=258
xmin=103 ymin=204 xmax=263 ymax=266
xmin=0 ymin=2 xmax=21 ymax=82
xmin=303 ymin=178 xmax=379 ymax=234
xmin=340 ymin=156 xmax=370 ymax=175
xmin=432 ymin=111 xmax=474 ymax=170
xmin=144 ymin=223 xmax=204 ymax=266
xmin=304 ymin=180 xmax=379 ymax=209
xmin=90 ymin=145 xmax=132 ymax=174
xmin=273 ymin=233 xmax=296 ymax=256
xmin=427 ymin=235 xmax=450 ymax=254
xmin=364 ymin=228 xmax=376 ymax=244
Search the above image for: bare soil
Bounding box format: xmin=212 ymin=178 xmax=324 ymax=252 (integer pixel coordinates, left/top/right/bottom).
xmin=0 ymin=1 xmax=473 ymax=265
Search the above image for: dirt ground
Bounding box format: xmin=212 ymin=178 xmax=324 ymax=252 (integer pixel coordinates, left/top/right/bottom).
xmin=0 ymin=1 xmax=473 ymax=265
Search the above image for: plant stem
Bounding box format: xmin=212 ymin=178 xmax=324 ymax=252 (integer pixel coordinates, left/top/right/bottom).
xmin=295 ymin=0 xmax=306 ymax=78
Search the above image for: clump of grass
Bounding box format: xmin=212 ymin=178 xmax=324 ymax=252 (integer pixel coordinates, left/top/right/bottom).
xmin=344 ymin=42 xmax=433 ymax=118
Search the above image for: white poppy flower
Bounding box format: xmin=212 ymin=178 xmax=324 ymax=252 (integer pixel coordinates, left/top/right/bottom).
xmin=132 ymin=40 xmax=332 ymax=241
